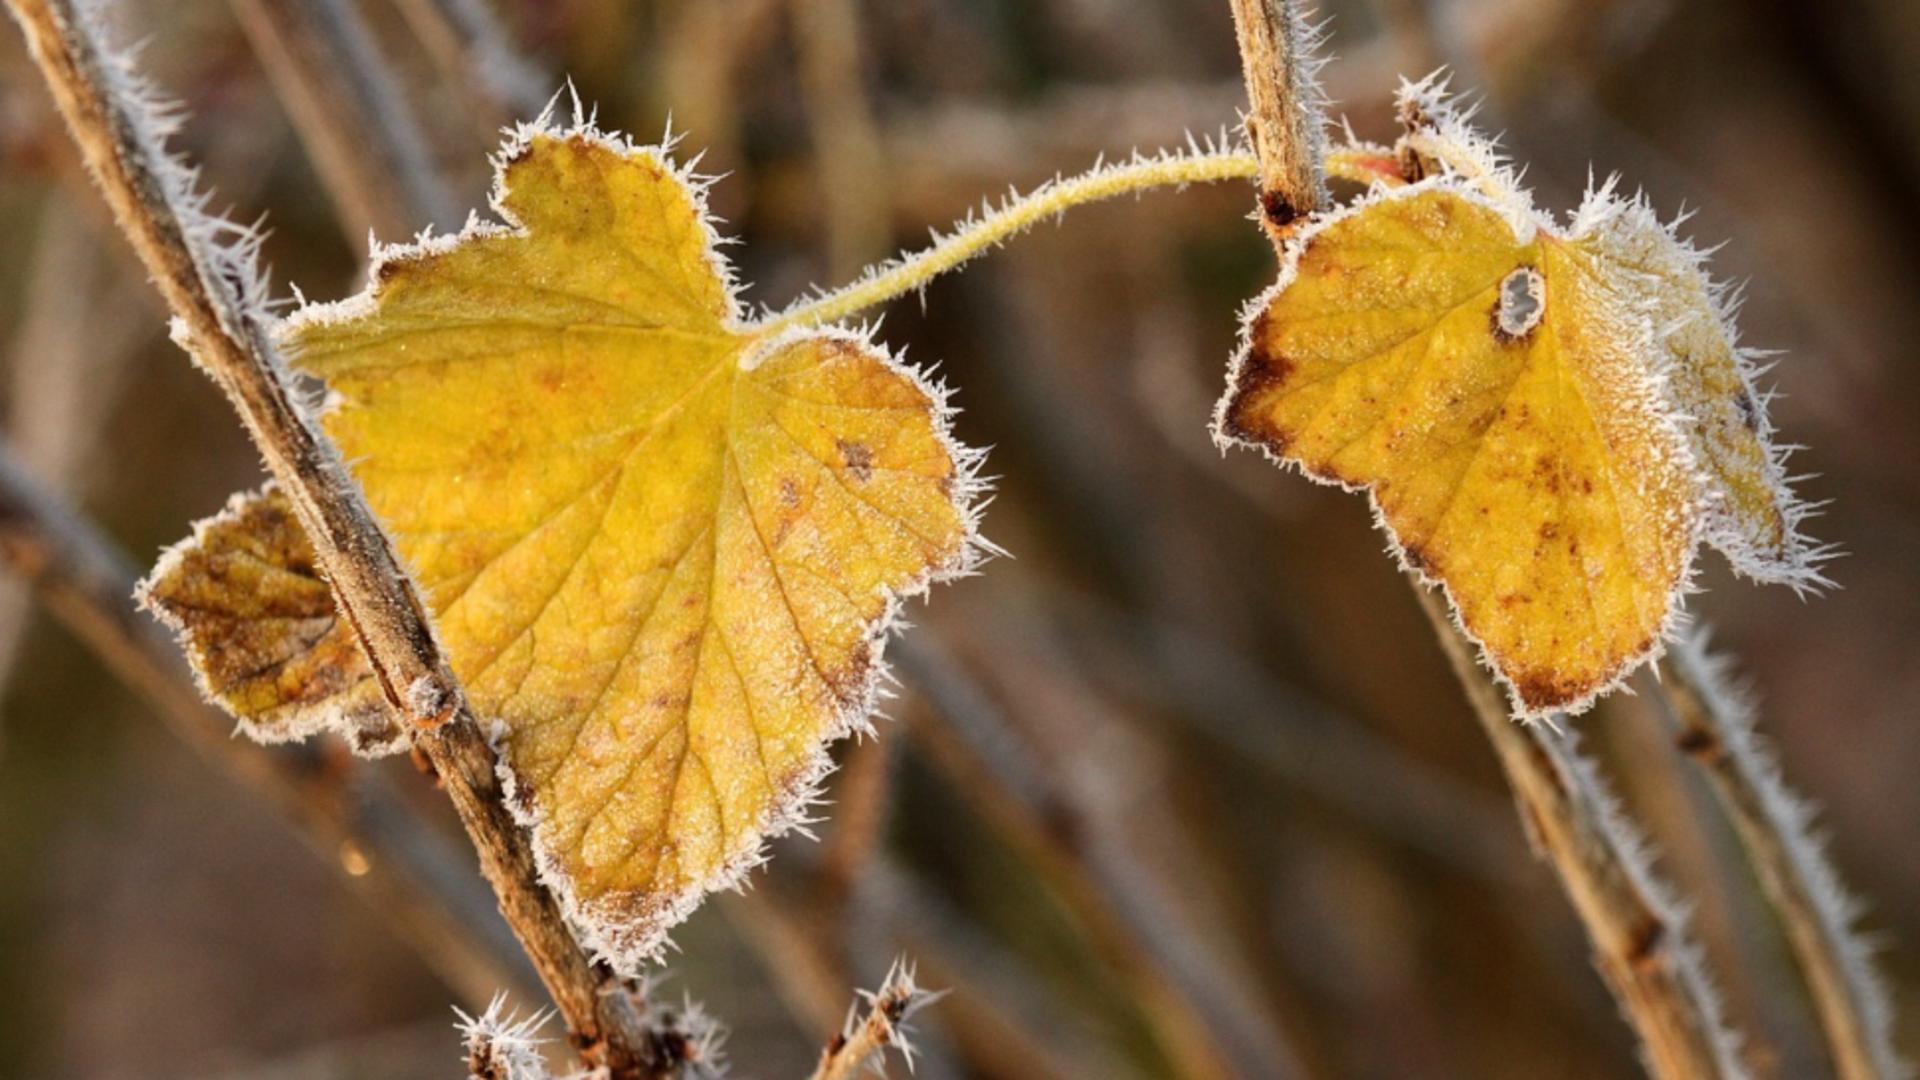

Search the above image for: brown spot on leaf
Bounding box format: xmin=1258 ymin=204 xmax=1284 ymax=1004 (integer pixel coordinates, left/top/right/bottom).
xmin=1514 ymin=670 xmax=1576 ymax=710
xmin=1222 ymin=323 xmax=1298 ymax=448
xmin=836 ymin=438 xmax=874 ymax=482
xmin=1401 ymin=543 xmax=1431 ymax=574
xmin=823 ymin=643 xmax=874 ymax=710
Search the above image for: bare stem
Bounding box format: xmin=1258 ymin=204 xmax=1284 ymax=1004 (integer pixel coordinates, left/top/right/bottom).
xmin=1226 ymin=0 xmax=1328 ymax=237
xmin=1415 ymin=591 xmax=1746 ymax=1079
xmin=3 ymin=3 xmax=656 ymax=1073
xmin=1655 ymin=631 xmax=1906 ymax=1080
xmin=0 ymin=446 xmax=537 ymax=1008
xmin=860 ymin=858 xmax=1113 ymax=1080
xmin=805 ymin=961 xmax=935 ymax=1080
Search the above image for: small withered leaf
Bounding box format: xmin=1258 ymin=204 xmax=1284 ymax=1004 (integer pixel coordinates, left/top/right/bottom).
xmin=139 ymin=485 xmax=402 ymax=753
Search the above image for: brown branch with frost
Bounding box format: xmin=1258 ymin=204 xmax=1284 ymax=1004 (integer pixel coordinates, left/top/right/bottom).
xmin=1227 ymin=0 xmax=1328 ymax=238
xmin=1655 ymin=630 xmax=1907 ymax=1080
xmin=806 ymin=960 xmax=941 ymax=1080
xmin=1416 ymin=592 xmax=1747 ymax=1079
xmin=1 ymin=2 xmax=659 ymax=1074
xmin=0 ymin=445 xmax=537 ymax=1008
xmin=228 ymin=0 xmax=459 ymax=243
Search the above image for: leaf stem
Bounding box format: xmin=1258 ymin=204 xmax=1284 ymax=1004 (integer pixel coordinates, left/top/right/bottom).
xmin=1655 ymin=631 xmax=1907 ymax=1080
xmin=2 ymin=3 xmax=658 ymax=1074
xmin=751 ymin=146 xmax=1257 ymax=335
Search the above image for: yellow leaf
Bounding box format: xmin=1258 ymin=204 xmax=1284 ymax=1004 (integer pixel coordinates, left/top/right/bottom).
xmin=1216 ymin=89 xmax=1817 ymax=717
xmin=140 ymin=485 xmax=400 ymax=754
xmin=278 ymin=124 xmax=982 ymax=964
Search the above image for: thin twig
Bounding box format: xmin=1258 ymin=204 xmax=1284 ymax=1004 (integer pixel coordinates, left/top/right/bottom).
xmin=1048 ymin=586 xmax=1527 ymax=884
xmin=859 ymin=858 xmax=1116 ymax=1080
xmin=752 ymin=145 xmax=1256 ymax=335
xmin=3 ymin=3 xmax=657 ymax=1074
xmin=805 ymin=960 xmax=939 ymax=1080
xmin=229 ymin=0 xmax=459 ymax=241
xmin=1655 ymin=630 xmax=1907 ymax=1080
xmin=0 ymin=445 xmax=535 ymax=1008
xmin=0 ymin=205 xmax=148 ymax=698
xmin=817 ymin=735 xmax=895 ymax=907
xmin=1416 ymin=591 xmax=1748 ymax=1079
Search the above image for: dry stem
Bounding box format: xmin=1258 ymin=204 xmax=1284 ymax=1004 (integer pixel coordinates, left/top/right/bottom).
xmin=791 ymin=0 xmax=891 ymax=279
xmin=390 ymin=0 xmax=548 ymax=129
xmin=1416 ymin=592 xmax=1745 ymax=1078
xmin=1226 ymin=0 xmax=1328 ymax=236
xmin=805 ymin=960 xmax=935 ymax=1080
xmin=3 ymin=2 xmax=656 ymax=1073
xmin=1656 ymin=633 xmax=1906 ymax=1080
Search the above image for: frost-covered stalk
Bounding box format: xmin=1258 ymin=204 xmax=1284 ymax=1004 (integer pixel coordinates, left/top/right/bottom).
xmin=1660 ymin=630 xmax=1907 ymax=1080
xmin=1418 ymin=592 xmax=1748 ymax=1079
xmin=754 ymin=142 xmax=1258 ymax=335
xmin=1227 ymin=0 xmax=1329 ymax=236
xmin=806 ymin=961 xmax=940 ymax=1080
xmin=391 ymin=0 xmax=549 ymax=125
xmin=1 ymin=3 xmax=658 ymax=1074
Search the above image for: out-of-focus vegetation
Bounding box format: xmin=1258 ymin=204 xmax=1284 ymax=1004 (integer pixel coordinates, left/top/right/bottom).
xmin=0 ymin=0 xmax=1916 ymax=1076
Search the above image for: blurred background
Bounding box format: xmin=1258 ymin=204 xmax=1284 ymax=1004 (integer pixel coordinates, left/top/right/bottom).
xmin=0 ymin=0 xmax=1916 ymax=1076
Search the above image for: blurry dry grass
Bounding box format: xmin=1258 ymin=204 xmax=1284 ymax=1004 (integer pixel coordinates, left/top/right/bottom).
xmin=1 ymin=0 xmax=1917 ymax=1077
